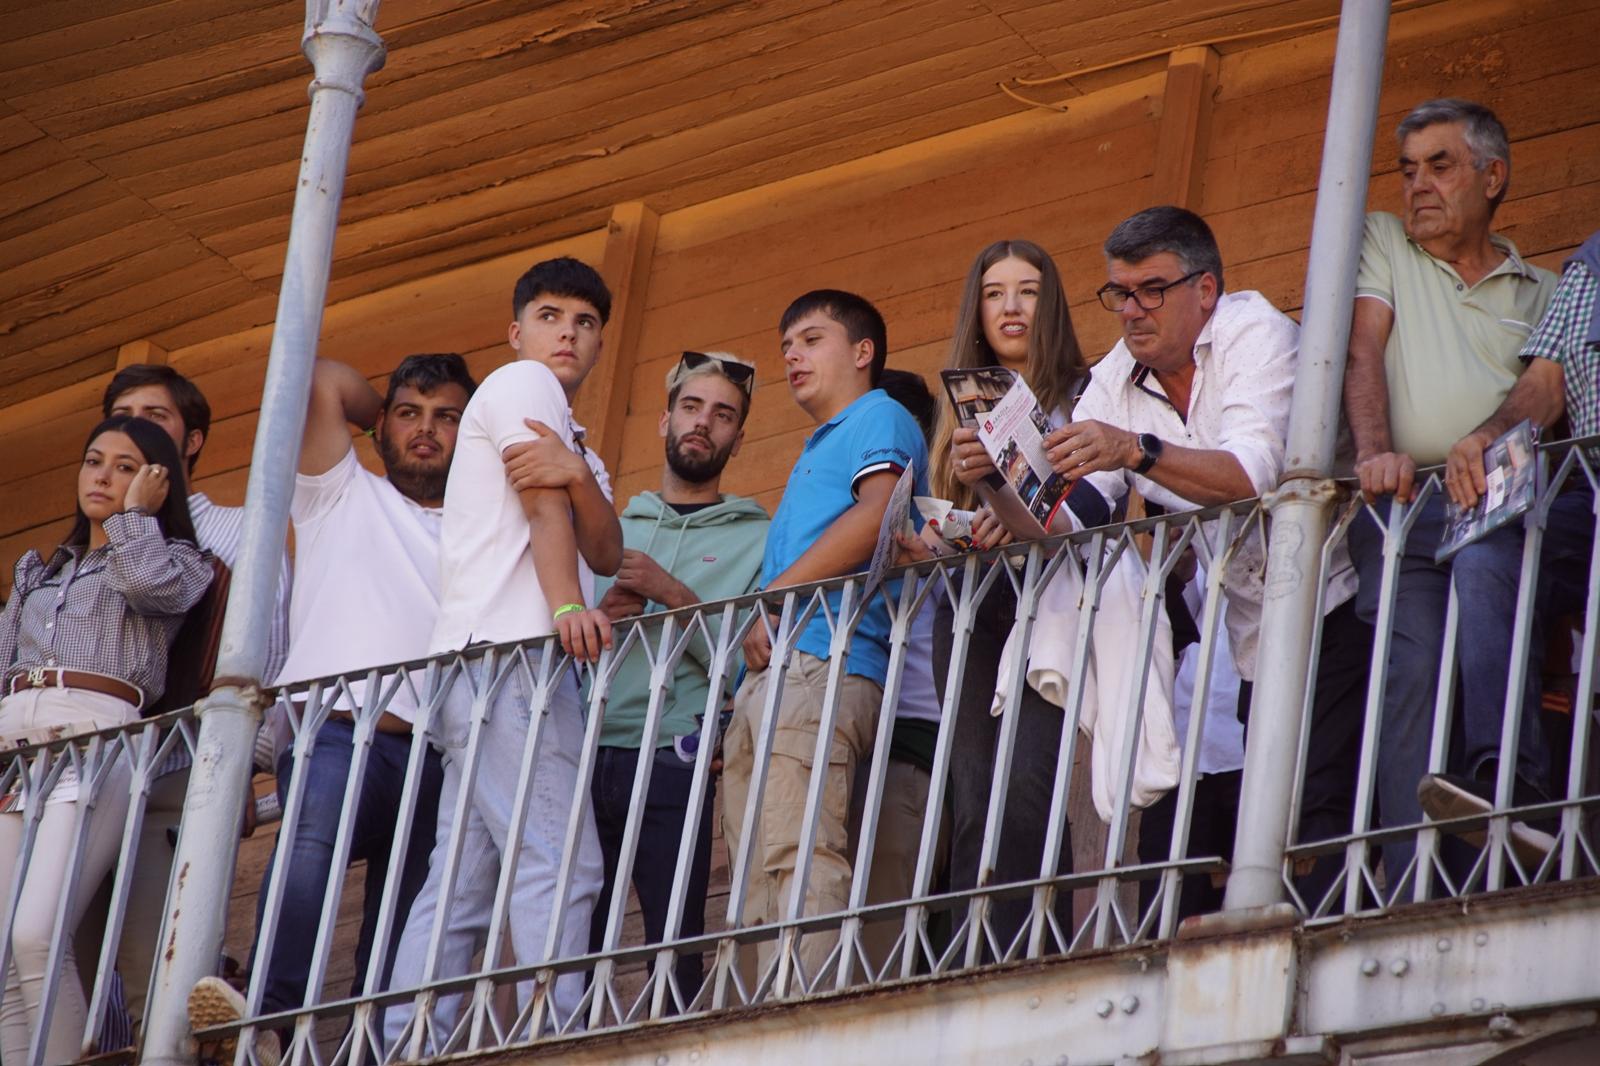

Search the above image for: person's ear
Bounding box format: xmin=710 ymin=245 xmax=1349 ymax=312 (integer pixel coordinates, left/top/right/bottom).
xmin=507 ymin=319 xmax=521 ymax=351
xmin=1199 ymin=272 xmax=1219 ymax=313
xmin=854 ymin=338 xmax=874 ymax=372
xmin=184 ymin=428 xmax=204 ymax=465
xmin=1483 ymin=158 xmax=1507 ymax=203
xmin=730 ymin=428 xmax=745 ymax=458
xmin=658 ymin=409 xmax=670 ymax=439
xmin=372 ymin=409 xmax=388 ymax=446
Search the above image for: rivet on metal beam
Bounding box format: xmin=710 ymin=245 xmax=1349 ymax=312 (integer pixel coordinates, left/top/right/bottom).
xmin=1436 ymin=937 xmax=1451 ymax=952
xmin=1361 ymin=958 xmax=1380 ymax=976
xmin=1471 ymin=998 xmax=1486 ymax=1011
xmin=1431 ymin=1002 xmax=1448 ymax=1016
xmin=1028 ymin=996 xmax=1041 ymax=1009
xmin=1121 ymin=995 xmax=1140 ymax=1014
xmin=1389 ymin=958 xmax=1410 ymax=977
xmin=1096 ymin=1000 xmax=1114 ymax=1018
xmin=1475 ymin=932 xmax=1490 ymax=946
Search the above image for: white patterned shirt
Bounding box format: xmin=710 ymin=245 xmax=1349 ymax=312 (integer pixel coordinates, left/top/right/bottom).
xmin=189 ymin=492 xmax=292 ymax=682
xmin=1073 ymin=290 xmax=1357 ymax=681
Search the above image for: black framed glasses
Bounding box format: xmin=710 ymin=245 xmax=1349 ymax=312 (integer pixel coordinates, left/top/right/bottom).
xmin=674 ymin=350 xmax=756 ymax=395
xmin=1096 ymin=270 xmax=1204 ymax=312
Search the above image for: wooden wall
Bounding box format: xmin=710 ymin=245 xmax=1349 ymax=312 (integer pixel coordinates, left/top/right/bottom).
xmin=4 ymin=0 xmax=1599 ymax=593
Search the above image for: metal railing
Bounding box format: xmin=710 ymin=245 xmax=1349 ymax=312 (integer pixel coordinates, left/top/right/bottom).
xmin=4 ymin=440 xmax=1595 ymax=1064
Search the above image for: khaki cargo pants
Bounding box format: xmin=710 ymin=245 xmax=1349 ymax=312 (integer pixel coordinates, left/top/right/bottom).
xmin=720 ymin=652 xmax=881 ymax=987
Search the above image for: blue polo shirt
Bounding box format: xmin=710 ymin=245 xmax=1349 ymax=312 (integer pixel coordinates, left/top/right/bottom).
xmin=761 ymin=388 xmax=930 ymax=685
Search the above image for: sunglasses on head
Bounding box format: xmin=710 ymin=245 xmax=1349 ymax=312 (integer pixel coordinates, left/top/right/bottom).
xmin=676 ymin=351 xmax=756 ymax=394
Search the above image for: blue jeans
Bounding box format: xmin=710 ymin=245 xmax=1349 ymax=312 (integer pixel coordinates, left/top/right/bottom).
xmin=1349 ymin=488 xmax=1593 ymax=877
xmin=253 ymin=717 xmax=444 ymax=1016
xmin=1450 ymin=486 xmax=1593 ymax=787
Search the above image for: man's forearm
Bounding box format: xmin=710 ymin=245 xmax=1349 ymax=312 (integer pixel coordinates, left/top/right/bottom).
xmin=1474 ymin=358 xmax=1567 ymax=440
xmin=568 ymin=471 xmax=622 ymax=576
xmin=1142 ymin=446 xmax=1256 ymax=507
xmin=316 ymin=358 xmax=382 ymax=430
xmin=767 ymin=496 xmax=886 ymax=590
xmin=524 ymin=489 xmax=586 ymax=611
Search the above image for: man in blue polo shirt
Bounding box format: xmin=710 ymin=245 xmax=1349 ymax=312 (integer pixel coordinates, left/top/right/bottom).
xmin=721 ymin=288 xmax=929 ymax=985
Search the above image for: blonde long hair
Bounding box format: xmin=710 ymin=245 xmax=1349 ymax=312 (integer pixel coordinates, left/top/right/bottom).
xmin=929 ymin=240 xmax=1087 ymax=505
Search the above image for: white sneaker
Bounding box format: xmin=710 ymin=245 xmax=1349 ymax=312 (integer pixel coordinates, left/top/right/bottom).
xmin=187 ymin=976 xmax=281 ymax=1066
xmin=1417 ymin=773 xmax=1556 ymax=869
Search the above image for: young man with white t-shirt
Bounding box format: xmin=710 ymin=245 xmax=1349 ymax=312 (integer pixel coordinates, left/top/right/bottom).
xmin=383 ymin=257 xmax=623 ymax=1051
xmin=188 ymin=352 xmax=476 ymax=1066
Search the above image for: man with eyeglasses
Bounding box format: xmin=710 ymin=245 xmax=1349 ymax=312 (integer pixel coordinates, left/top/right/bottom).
xmin=1036 ymin=205 xmax=1368 ymax=911
xmin=1342 ymin=99 xmax=1557 ymax=878
xmin=584 ymin=350 xmax=769 ymax=1003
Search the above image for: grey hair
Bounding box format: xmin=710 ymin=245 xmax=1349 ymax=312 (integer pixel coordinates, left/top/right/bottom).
xmin=1396 ymin=98 xmax=1511 ymax=208
xmin=1103 ymin=205 xmax=1225 ymax=293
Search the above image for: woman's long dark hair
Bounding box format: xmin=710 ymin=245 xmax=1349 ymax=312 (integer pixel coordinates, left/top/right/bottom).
xmin=930 ymin=239 xmax=1087 ymax=506
xmin=61 ymin=415 xmax=199 ymax=554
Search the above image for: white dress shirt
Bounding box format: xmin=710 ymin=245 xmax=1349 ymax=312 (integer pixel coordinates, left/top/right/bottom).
xmin=1073 ymin=290 xmax=1357 ymax=681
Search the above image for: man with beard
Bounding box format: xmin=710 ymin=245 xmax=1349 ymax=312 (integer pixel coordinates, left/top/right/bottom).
xmin=188 ymin=353 xmax=474 ymax=1066
xmin=586 ymin=350 xmax=768 ymax=1000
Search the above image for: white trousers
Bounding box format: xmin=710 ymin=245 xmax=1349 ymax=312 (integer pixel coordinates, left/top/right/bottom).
xmin=0 ymin=687 xmax=136 ymax=1065
xmin=383 ymin=658 xmax=602 ymax=1057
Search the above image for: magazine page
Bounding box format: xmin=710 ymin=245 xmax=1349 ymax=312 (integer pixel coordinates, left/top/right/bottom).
xmin=1434 ymin=419 xmax=1538 ymax=563
xmin=864 ymin=463 xmax=917 ymax=600
xmin=940 ymin=367 xmax=1070 ymax=538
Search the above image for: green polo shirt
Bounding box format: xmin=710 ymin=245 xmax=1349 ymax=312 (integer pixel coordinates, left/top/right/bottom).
xmin=1356 ymin=210 xmax=1557 ymax=465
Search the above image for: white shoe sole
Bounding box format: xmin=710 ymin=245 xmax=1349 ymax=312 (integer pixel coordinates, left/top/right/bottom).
xmin=1418 ymin=775 xmax=1556 ymax=870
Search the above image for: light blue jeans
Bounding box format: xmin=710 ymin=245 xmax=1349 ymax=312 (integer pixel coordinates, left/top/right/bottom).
xmin=382 ymin=654 xmax=602 ymax=1055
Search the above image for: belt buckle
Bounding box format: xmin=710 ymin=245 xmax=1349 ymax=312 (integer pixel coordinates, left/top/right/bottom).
xmin=25 ymin=667 xmax=48 ymax=689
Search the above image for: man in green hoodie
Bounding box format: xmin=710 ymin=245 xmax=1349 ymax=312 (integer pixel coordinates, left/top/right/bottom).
xmin=588 ymin=350 xmax=770 ymax=1001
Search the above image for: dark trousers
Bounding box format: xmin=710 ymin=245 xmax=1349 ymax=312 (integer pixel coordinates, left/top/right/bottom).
xmin=1136 ymin=770 xmax=1242 ymax=924
xmin=254 ymin=719 xmax=444 ymax=1015
xmin=934 ymin=579 xmax=1073 ymax=957
xmin=1236 ymin=598 xmax=1372 ymax=911
xmin=588 ymin=744 xmax=715 ymax=1001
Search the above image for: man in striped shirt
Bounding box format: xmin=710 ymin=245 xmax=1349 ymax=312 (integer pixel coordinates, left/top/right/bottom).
xmin=1420 ymin=231 xmax=1600 ymax=853
xmin=95 ymin=363 xmax=292 ymax=1036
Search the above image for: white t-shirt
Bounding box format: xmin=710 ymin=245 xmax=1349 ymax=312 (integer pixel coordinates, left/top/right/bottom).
xmin=431 ymin=359 xmax=602 ymax=653
xmin=275 ymin=447 xmax=444 ymax=723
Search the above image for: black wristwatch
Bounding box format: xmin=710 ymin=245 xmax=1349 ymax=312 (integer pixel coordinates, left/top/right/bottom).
xmin=1134 ymin=433 xmax=1163 ymax=474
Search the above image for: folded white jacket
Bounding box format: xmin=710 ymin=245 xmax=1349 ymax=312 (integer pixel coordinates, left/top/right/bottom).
xmin=990 ymin=547 xmax=1180 ymax=823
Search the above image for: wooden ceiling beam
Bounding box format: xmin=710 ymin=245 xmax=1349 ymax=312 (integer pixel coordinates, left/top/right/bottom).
xmin=574 ymin=201 xmax=659 ymax=479
xmin=1150 ymin=45 xmax=1220 ymax=210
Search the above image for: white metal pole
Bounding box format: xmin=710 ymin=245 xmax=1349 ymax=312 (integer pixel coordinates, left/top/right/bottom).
xmin=140 ymin=4 xmax=385 ymax=1062
xmin=1224 ymin=0 xmax=1390 ymax=911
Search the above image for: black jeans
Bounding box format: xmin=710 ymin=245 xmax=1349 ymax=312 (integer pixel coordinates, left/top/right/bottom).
xmin=934 ymin=577 xmax=1073 ymax=957
xmin=1136 ymin=769 xmax=1242 ymax=924
xmin=1236 ymin=597 xmax=1372 ymax=910
xmin=588 ymin=744 xmax=715 ymax=1001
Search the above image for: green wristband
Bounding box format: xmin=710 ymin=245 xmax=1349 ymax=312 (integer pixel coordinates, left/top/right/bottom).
xmin=553 ymin=602 xmax=586 ymax=621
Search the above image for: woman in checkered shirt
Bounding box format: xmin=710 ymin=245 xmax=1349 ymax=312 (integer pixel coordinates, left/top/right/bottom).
xmin=0 ymin=413 xmax=211 ymax=1064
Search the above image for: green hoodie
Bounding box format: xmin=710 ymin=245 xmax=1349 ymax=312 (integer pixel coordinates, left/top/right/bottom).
xmin=594 ymin=491 xmax=770 ymax=749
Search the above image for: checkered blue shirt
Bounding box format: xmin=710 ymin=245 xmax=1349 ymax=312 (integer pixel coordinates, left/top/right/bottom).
xmin=1521 ymin=261 xmax=1600 ymax=441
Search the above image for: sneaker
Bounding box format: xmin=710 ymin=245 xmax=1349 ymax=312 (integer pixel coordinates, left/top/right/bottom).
xmin=187 ymin=976 xmax=281 ymax=1066
xmin=1417 ymin=772 xmax=1556 ymax=868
